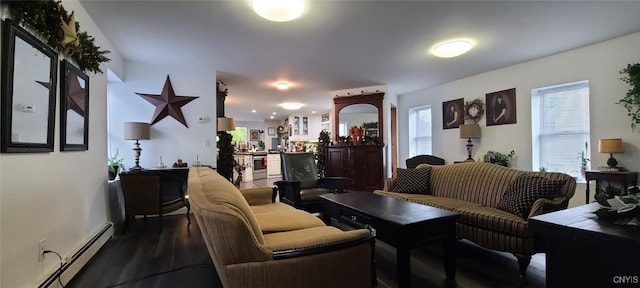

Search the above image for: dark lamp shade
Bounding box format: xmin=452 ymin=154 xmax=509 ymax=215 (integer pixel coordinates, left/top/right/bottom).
xmin=123 ymin=122 xmax=150 ymax=140
xmin=460 ymin=124 xmax=481 ymax=139
xmin=598 ymin=138 xmax=623 ymax=153
xmin=217 ymin=117 xmax=236 ymax=132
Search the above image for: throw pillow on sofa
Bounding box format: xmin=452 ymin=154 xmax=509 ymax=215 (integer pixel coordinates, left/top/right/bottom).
xmin=496 ymin=174 xmax=567 ymax=218
xmin=392 ymin=167 xmax=432 ymax=194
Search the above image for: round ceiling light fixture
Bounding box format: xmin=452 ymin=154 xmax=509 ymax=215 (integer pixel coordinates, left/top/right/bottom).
xmin=280 ymin=102 xmax=303 ymax=110
xmin=277 ymin=82 xmax=289 ymax=90
xmin=431 ymin=39 xmax=473 ymax=58
xmin=252 ymin=0 xmax=305 ymax=22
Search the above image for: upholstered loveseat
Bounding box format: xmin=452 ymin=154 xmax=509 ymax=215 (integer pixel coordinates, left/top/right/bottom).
xmin=375 ymin=161 xmax=576 ymax=282
xmin=187 ymin=167 xmax=376 ymax=288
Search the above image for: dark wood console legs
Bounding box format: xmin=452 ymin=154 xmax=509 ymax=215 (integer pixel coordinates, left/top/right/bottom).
xmin=516 ymin=254 xmax=531 ymax=284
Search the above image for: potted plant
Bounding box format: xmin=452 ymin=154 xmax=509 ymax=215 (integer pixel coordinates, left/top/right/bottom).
xmin=577 ymin=141 xmax=590 ymax=177
xmin=618 ymin=63 xmax=640 ymax=129
xmin=485 ymin=150 xmax=515 ymax=167
xmin=316 ymin=130 xmax=331 ymax=177
xmin=108 ymin=150 xmax=124 ymax=180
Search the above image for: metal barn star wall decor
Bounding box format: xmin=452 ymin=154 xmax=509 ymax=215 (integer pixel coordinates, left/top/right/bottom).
xmin=135 ymin=75 xmax=198 ymax=127
xmin=66 ymin=75 xmax=86 ymax=117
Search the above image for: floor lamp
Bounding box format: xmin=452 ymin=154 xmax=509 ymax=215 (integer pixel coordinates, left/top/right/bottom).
xmin=217 ymin=117 xmax=236 ymax=182
xmin=124 ymin=122 xmax=151 ymax=170
xmin=460 ymin=124 xmax=481 ymax=162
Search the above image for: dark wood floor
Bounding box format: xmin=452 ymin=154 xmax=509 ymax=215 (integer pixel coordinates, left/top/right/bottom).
xmin=67 ymin=211 xmax=545 ymax=288
xmin=66 ymin=215 xmax=221 ymax=288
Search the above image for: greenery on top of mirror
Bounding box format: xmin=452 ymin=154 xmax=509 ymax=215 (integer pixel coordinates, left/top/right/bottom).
xmin=4 ymin=1 xmax=110 ymax=73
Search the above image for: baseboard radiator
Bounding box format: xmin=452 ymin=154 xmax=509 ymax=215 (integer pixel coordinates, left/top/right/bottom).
xmin=36 ymin=222 xmax=114 ymax=288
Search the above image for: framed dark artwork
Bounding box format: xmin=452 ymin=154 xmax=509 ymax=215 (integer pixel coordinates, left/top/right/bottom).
xmin=1 ymin=20 xmax=58 ymax=153
xmin=267 ymin=127 xmax=276 ymax=136
xmin=321 ymin=113 xmax=330 ymax=122
xmin=442 ymin=98 xmax=464 ymax=129
xmin=486 ymin=88 xmax=516 ymax=126
xmin=250 ymin=129 xmax=260 ymax=141
xmin=60 ymin=60 xmax=89 ymax=151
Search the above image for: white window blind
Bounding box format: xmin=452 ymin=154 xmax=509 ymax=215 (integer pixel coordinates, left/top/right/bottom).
xmin=532 ymin=81 xmax=590 ymax=181
xmin=409 ymin=105 xmax=432 ymax=157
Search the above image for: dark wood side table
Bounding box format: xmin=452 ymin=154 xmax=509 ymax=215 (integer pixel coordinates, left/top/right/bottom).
xmin=584 ymin=170 xmax=637 ymax=204
xmin=530 ymin=203 xmax=640 ymax=288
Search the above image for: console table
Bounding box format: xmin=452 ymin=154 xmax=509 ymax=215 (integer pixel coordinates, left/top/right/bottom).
xmin=530 ymin=203 xmax=640 ymax=288
xmin=584 ymin=170 xmax=637 ymax=204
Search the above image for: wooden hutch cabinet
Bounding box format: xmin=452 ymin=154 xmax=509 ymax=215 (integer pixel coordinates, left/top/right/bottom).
xmin=327 ymin=92 xmax=386 ymax=191
xmin=325 ymin=144 xmax=385 ymax=191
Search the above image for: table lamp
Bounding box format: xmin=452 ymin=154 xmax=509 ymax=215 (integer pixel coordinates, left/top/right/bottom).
xmin=598 ymin=138 xmax=624 ymax=168
xmin=124 ymin=122 xmax=150 ymax=170
xmin=460 ymin=124 xmax=481 ymax=161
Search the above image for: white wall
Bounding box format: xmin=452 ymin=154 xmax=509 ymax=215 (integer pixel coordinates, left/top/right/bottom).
xmin=398 ymin=32 xmax=640 ymax=207
xmin=0 ymin=1 xmax=123 ymax=286
xmin=108 ymin=62 xmax=217 ymax=169
xmin=264 ymin=119 xmax=282 ymax=150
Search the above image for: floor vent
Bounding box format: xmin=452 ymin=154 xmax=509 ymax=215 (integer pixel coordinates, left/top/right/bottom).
xmin=37 ymin=222 xmax=113 ymax=288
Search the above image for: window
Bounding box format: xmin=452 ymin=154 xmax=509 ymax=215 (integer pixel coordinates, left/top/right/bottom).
xmin=408 ymin=105 xmax=432 ymax=157
xmin=230 ymin=127 xmax=247 ymax=145
xmin=532 ymin=80 xmax=590 ymax=181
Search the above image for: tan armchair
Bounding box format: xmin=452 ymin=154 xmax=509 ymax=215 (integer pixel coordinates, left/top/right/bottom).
xmin=188 ymin=167 xmax=376 ymax=288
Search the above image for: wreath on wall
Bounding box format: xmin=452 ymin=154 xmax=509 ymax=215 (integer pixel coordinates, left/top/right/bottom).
xmin=464 ymin=98 xmax=485 ymax=124
xmin=3 ymin=0 xmax=110 ymax=73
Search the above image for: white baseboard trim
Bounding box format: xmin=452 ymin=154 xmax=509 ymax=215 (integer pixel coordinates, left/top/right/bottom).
xmin=36 ymin=222 xmax=114 ymax=288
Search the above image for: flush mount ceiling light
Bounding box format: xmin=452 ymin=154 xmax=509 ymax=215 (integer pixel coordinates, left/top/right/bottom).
xmin=252 ymin=0 xmax=305 ymax=22
xmin=280 ymin=102 xmax=303 ymax=110
xmin=277 ymin=82 xmax=289 ymax=90
xmin=431 ymin=40 xmax=473 ymax=58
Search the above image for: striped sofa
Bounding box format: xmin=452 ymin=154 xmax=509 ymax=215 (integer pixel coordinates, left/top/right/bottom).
xmin=375 ymin=161 xmax=576 ymax=282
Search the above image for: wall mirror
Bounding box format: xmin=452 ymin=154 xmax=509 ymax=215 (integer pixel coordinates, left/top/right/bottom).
xmin=1 ymin=20 xmax=58 ymax=153
xmin=333 ymin=92 xmax=384 ymax=142
xmin=60 ymin=60 xmax=89 ymax=151
xmin=337 ymin=104 xmax=378 ymax=137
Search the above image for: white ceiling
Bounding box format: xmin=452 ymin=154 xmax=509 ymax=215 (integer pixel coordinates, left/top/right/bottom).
xmin=79 ymin=0 xmax=640 ymax=122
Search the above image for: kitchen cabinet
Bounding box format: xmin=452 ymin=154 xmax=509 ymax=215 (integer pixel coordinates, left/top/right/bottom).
xmin=233 ymin=154 xmax=253 ymax=182
xmin=267 ymin=153 xmax=281 ymax=178
xmin=288 ymin=115 xmax=322 ymax=142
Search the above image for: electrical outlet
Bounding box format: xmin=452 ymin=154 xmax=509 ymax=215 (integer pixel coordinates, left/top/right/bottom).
xmin=38 ymin=239 xmax=46 ymax=262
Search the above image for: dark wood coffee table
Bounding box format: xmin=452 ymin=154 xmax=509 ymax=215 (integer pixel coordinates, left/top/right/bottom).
xmin=320 ymin=192 xmax=460 ymax=288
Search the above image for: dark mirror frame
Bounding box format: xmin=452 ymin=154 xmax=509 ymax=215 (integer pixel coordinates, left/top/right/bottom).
xmin=60 ymin=60 xmax=89 ymax=151
xmin=1 ymin=19 xmax=58 ymax=153
xmin=333 ymin=92 xmax=384 ymax=142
